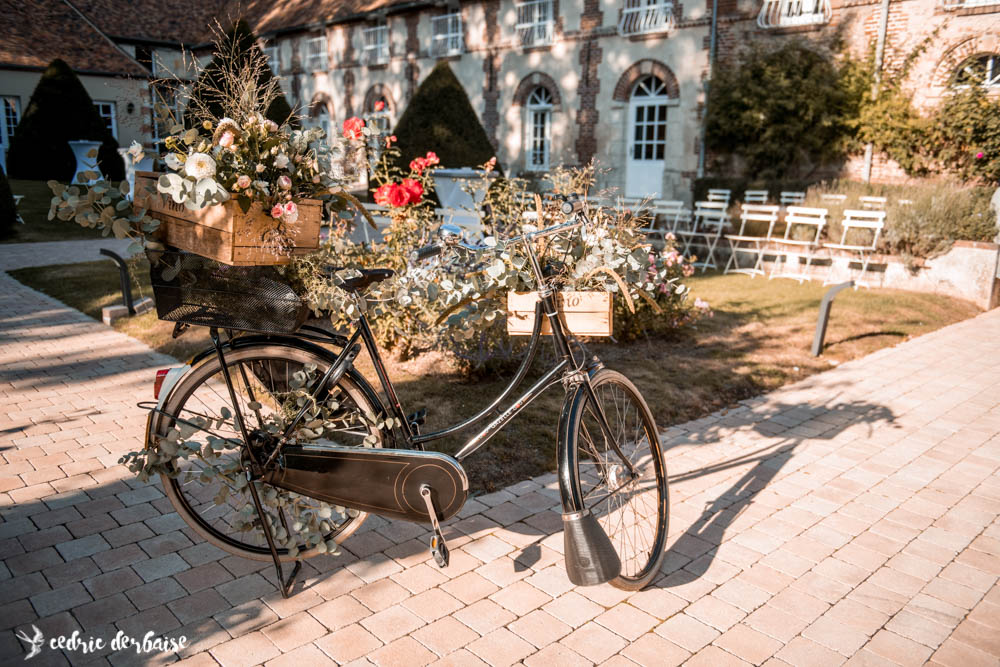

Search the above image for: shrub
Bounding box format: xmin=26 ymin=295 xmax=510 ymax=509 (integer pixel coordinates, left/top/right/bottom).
xmin=882 ymin=185 xmax=995 ymax=264
xmin=705 ymin=42 xmax=861 ymax=180
xmin=392 ymin=62 xmax=496 ymax=171
xmin=0 ymin=165 xmax=17 ymax=239
xmin=7 ymin=58 xmax=123 ymax=182
xmin=184 ymin=20 xmax=296 ymax=130
xmin=929 ymin=87 xmax=1000 ymax=184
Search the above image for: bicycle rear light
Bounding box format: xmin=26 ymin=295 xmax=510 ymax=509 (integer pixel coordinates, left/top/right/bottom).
xmin=153 ymin=369 xmax=170 ymax=399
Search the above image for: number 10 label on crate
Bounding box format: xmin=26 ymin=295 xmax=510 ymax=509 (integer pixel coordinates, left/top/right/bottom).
xmin=506 ymin=291 xmax=613 ymax=337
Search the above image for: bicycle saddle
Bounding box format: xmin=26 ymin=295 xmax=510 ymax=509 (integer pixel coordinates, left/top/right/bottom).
xmin=323 ymin=267 xmax=395 ymax=292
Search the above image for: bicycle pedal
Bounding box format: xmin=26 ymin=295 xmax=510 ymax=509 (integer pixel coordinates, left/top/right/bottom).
xmin=419 ymin=484 xmax=450 ymax=569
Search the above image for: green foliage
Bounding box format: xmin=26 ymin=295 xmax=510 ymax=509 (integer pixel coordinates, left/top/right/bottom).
xmin=7 ymin=58 xmax=123 ymax=182
xmin=0 ymin=166 xmax=17 ymax=239
xmin=705 ymin=42 xmax=862 ymax=179
xmin=928 ymin=87 xmax=1000 ymax=183
xmin=184 ymin=20 xmax=296 ymax=129
xmin=392 ymin=62 xmax=496 ymax=171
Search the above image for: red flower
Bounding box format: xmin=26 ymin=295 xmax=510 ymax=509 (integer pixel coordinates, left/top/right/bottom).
xmin=401 ymin=178 xmax=424 ymax=205
xmin=425 ymin=151 xmax=440 ymax=166
xmin=387 ymin=184 xmax=409 ymax=208
xmin=409 ymin=157 xmax=427 ymax=174
xmin=374 ymin=100 xmax=385 ymax=112
xmin=342 ymin=117 xmax=364 ymax=140
xmin=373 ymin=183 xmax=393 ymax=207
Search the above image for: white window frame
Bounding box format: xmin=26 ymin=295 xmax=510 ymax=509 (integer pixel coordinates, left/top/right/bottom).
xmin=943 ymin=0 xmax=1000 ymax=9
xmin=303 ymin=36 xmax=328 ymax=72
xmin=94 ymin=101 xmax=117 ymax=139
xmin=431 ymin=13 xmax=463 ymax=57
xmin=263 ymin=44 xmax=280 ymax=74
xmin=952 ymin=54 xmax=1000 ymax=89
xmin=756 ymin=0 xmax=832 ymax=28
xmin=525 ymin=87 xmax=552 ymax=172
xmin=618 ymin=0 xmax=675 ymax=36
xmin=363 ymin=24 xmax=390 ymax=65
xmin=1 ymin=96 xmax=20 ymax=151
xmin=516 ymin=0 xmax=554 ymax=47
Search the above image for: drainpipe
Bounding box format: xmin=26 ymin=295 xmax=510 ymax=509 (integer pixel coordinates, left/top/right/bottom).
xmin=697 ymin=0 xmax=719 ymax=180
xmin=863 ymin=0 xmax=891 ymax=183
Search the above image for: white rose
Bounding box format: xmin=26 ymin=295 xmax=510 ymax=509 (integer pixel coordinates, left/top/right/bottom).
xmin=184 ymin=153 xmax=217 ymax=179
xmin=274 ymin=153 xmax=289 ymax=169
xmin=164 ymin=153 xmax=183 ymax=170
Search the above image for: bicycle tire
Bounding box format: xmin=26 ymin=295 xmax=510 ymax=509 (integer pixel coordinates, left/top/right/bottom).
xmin=563 ymin=368 xmax=669 ymax=590
xmin=154 ymin=344 xmax=385 ymax=562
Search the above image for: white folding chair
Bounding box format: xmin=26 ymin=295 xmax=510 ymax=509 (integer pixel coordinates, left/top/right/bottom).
xmin=677 ymin=201 xmax=729 ymax=272
xmin=13 ymin=194 xmax=25 ymax=224
xmin=779 ymin=191 xmax=806 ymax=207
xmin=860 ymin=196 xmax=887 ymax=210
xmin=744 ymin=190 xmax=768 ymax=204
xmin=820 ymin=193 xmax=847 ymax=203
xmin=823 ymin=209 xmax=886 ymax=288
xmin=725 ymin=204 xmax=780 ymax=277
xmin=641 ymin=200 xmax=689 ymax=243
xmin=707 ymin=189 xmax=731 ymax=205
xmin=768 ymin=206 xmax=828 ymax=283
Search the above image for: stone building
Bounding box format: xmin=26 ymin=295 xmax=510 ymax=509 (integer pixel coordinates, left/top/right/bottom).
xmin=1 ymin=0 xmax=997 ymax=197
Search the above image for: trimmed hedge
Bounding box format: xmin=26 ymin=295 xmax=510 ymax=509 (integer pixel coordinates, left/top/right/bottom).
xmin=185 ymin=20 xmax=295 ymax=129
xmin=7 ymin=58 xmax=123 ymax=182
xmin=392 ymin=62 xmax=495 ymax=170
xmin=0 ymin=165 xmax=17 ymax=239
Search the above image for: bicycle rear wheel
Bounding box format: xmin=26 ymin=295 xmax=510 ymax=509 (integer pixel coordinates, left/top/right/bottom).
xmin=153 ymin=344 xmax=385 ymax=562
xmin=564 ymin=368 xmax=669 ymax=590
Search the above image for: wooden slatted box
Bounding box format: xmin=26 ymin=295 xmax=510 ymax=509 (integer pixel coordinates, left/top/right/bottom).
xmin=133 ymin=172 xmax=322 ymax=266
xmin=506 ymin=291 xmax=613 ymax=337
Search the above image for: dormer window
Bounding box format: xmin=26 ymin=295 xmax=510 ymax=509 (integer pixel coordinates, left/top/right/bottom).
xmin=431 ymin=13 xmax=463 ymax=57
xmin=757 ymin=0 xmax=831 ymax=28
xmin=363 ymin=23 xmax=390 ymax=65
xmin=303 ymin=36 xmax=327 ymax=71
xmin=516 ymin=0 xmax=554 ymax=47
xmin=618 ymin=0 xmax=675 ymax=36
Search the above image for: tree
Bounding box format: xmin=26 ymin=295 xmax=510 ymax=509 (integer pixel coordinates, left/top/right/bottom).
xmin=7 ymin=58 xmax=123 ymax=182
xmin=184 ymin=20 xmax=295 ymax=129
xmin=705 ymin=43 xmax=859 ymax=180
xmin=392 ymin=62 xmax=495 ymax=169
xmin=0 ymin=165 xmax=17 ymax=239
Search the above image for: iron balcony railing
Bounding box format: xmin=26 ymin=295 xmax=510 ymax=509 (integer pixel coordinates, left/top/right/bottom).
xmin=618 ymin=2 xmax=675 ymax=36
xmin=431 ymin=14 xmax=463 ymax=56
xmin=942 ymin=0 xmax=1000 ymax=8
xmin=757 ymin=0 xmax=832 ymax=27
xmin=516 ymin=0 xmax=554 ymax=47
xmin=363 ymin=26 xmax=389 ymax=65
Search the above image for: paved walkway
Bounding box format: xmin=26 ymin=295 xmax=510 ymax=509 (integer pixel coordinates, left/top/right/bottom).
xmin=1 ymin=242 xmax=999 ymax=666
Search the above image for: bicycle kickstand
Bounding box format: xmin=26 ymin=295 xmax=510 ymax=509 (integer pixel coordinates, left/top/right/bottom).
xmin=246 ymin=472 xmax=302 ymax=598
xmin=419 ymin=485 xmax=450 ymax=568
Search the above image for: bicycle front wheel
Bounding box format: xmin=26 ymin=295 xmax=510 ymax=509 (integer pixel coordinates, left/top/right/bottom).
xmin=153 ymin=344 xmax=385 ymax=562
xmin=565 ymin=368 xmax=669 ymax=590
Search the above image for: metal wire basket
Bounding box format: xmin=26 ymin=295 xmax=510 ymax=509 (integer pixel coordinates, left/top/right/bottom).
xmin=149 ymin=250 xmax=309 ymax=334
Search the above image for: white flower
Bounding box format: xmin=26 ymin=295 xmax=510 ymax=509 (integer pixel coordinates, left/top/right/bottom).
xmin=274 ymin=153 xmax=289 ymax=169
xmin=164 ymin=153 xmax=183 ymax=170
xmin=184 ymin=153 xmax=217 ymax=179
xmin=127 ymin=141 xmax=145 ymax=164
xmin=256 ymin=163 xmax=266 ymax=173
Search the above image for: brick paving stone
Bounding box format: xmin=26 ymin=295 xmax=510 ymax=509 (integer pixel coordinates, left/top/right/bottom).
xmin=656 ymin=613 xmax=722 ymax=652
xmin=368 ymin=635 xmax=438 ymax=667
xmin=452 ymin=599 xmax=516 ymax=636
xmin=523 ymin=641 xmax=593 ymax=667
xmin=411 ymin=616 xmax=481 ymax=657
xmin=265 ymin=642 xmax=337 ymax=667
xmin=439 ymin=572 xmax=499 ymax=605
xmin=430 ymin=648 xmax=489 ymax=666
xmin=865 ymin=630 xmax=934 ymax=666
xmin=360 ymin=603 xmax=425 ymax=643
xmin=465 ymin=627 xmax=534 ymax=666
xmin=351 ymin=578 xmax=412 ymax=612
xmin=541 ymin=591 xmax=604 ymax=628
xmin=260 ymin=611 xmax=327 ymax=652
xmin=594 ymin=603 xmax=659 ymax=641
xmin=401 ymin=587 xmax=463 ymax=623
xmin=508 ymin=609 xmax=571 ymax=648
xmin=488 ymin=580 xmax=551 ymax=616
xmin=211 ymin=630 xmax=280 ymax=666
xmin=715 ymin=623 xmax=784 ymax=665
xmin=315 ymin=623 xmax=383 ymax=663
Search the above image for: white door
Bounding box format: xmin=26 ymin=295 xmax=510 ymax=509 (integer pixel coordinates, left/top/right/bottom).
xmin=625 ymin=76 xmax=669 ymax=199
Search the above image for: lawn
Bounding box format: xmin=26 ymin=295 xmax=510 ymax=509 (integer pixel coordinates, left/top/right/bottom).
xmin=4 ymin=179 xmax=106 ymax=243
xmin=8 ymin=260 xmax=980 ymax=492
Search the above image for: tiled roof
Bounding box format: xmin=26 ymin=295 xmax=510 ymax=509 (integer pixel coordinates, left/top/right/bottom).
xmin=0 ymin=0 xmax=148 ymax=76
xmin=234 ymin=0 xmax=410 ymax=36
xmin=70 ymin=0 xmax=227 ymax=45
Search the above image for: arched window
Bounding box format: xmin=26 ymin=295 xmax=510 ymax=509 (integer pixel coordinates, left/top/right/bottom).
xmin=953 ymin=54 xmax=1000 ymax=89
xmin=525 ymin=86 xmax=553 ymax=171
xmin=630 ymin=76 xmax=668 ymax=161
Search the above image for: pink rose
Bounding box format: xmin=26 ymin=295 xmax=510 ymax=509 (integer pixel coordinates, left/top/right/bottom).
xmin=283 ymin=201 xmax=298 ymax=223
xmin=270 ymin=204 xmax=283 ymax=219
xmin=236 ymin=175 xmax=251 ymax=190
xmin=277 ymin=175 xmax=292 ymax=190
xmin=266 ymin=120 xmax=279 ymax=133
xmin=976 ymin=152 xmax=985 ymax=159
xmin=219 ymin=131 xmax=235 ymax=148
xmin=342 ymin=117 xmax=364 ymax=140
xmin=374 ymin=100 xmax=385 ymax=112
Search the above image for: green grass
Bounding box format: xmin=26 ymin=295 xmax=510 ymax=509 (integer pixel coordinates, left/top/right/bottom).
xmin=7 ymin=262 xmax=981 ymax=492
xmin=4 ymin=179 xmax=107 ymax=243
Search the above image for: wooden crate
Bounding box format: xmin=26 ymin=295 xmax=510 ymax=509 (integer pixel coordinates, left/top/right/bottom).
xmin=507 ymin=291 xmax=613 ymax=337
xmin=133 ymin=172 xmax=322 ymax=266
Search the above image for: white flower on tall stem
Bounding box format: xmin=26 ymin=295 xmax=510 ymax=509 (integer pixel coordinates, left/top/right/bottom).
xmin=164 ymin=153 xmax=183 ymax=170
xmin=126 ymin=141 xmax=145 ymax=164
xmin=184 ymin=153 xmax=217 ymax=179
xmin=274 ymin=153 xmax=289 ymax=169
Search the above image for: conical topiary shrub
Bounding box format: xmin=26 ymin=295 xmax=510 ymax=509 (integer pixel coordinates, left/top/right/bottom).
xmin=184 ymin=20 xmax=296 ymax=129
xmin=0 ymin=165 xmax=17 ymax=239
xmin=392 ymin=61 xmax=495 ymax=170
xmin=7 ymin=58 xmax=123 ymax=182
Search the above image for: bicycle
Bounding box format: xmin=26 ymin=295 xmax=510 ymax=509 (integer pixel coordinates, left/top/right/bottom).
xmin=141 ymin=198 xmax=669 ymax=597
